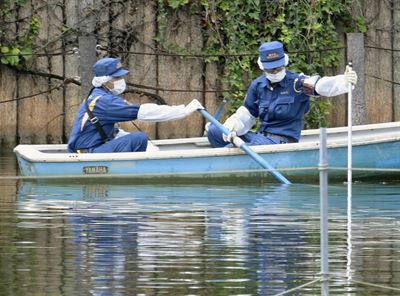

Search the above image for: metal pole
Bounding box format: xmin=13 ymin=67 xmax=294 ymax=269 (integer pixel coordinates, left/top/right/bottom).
xmin=319 ymin=128 xmax=329 ymax=295
xmin=346 ymin=62 xmax=353 ymax=288
xmin=347 ymin=61 xmax=353 ymax=216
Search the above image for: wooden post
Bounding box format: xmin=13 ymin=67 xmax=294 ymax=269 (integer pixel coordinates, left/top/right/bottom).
xmin=157 ymin=8 xmax=204 ymax=139
xmin=77 ymin=0 xmax=97 ymax=98
xmin=393 ymin=1 xmax=400 ymax=121
xmin=346 ymin=33 xmax=365 ymax=125
xmin=0 ymin=65 xmax=17 ymax=150
xmin=64 ymin=0 xmax=81 ymax=140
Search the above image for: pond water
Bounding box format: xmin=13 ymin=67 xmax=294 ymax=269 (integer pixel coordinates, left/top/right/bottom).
xmin=1 ymin=153 xmax=400 ymax=295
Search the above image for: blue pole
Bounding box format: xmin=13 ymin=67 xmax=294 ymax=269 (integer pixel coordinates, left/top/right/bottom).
xmin=199 ymin=109 xmax=291 ymax=184
xmin=213 ymin=98 xmax=227 ymax=120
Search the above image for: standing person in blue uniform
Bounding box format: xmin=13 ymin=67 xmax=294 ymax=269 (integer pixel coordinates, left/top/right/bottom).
xmin=68 ymin=57 xmax=203 ymax=153
xmin=206 ymin=41 xmax=358 ymax=147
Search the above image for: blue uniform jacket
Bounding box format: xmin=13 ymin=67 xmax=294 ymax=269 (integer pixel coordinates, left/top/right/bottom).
xmin=67 ymin=87 xmax=140 ymax=152
xmin=244 ymin=71 xmax=316 ymax=142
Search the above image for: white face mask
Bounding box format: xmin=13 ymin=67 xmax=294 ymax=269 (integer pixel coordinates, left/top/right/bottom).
xmin=265 ymin=69 xmax=286 ymax=83
xmin=110 ymin=79 xmax=126 ymax=95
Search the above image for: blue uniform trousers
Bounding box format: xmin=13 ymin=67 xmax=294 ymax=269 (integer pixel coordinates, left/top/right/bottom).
xmin=91 ymin=132 xmax=148 ymax=153
xmin=207 ymin=125 xmax=281 ymax=148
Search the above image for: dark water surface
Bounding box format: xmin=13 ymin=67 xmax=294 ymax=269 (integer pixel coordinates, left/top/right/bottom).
xmin=1 ymin=153 xmax=400 ymax=295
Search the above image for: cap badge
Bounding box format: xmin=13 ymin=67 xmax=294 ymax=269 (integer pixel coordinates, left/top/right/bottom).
xmin=267 ymin=52 xmax=279 ymax=59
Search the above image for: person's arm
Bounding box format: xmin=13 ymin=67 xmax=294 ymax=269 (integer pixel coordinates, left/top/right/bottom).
xmin=315 ymin=66 xmax=357 ymax=97
xmin=221 ymin=82 xmax=258 ymax=141
xmin=101 ymin=97 xmax=140 ymax=122
xmin=137 ymin=99 xmax=204 ymax=122
xmin=223 ymin=106 xmax=256 ymax=137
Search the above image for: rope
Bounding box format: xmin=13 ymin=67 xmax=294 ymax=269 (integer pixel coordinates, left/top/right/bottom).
xmin=129 ymin=121 xmax=157 ymax=146
xmin=350 ymin=279 xmax=400 ymax=292
xmin=366 ymin=74 xmax=400 ymax=86
xmin=126 ymin=82 xmax=246 ymax=93
xmin=272 ymin=278 xmax=322 ymax=296
xmin=332 ymin=274 xmax=400 ymax=293
xmin=330 ymin=166 xmax=400 ymax=172
xmin=0 ymin=45 xmax=345 ymax=60
xmin=0 ymin=49 xmax=76 ymax=58
xmin=3 ymin=46 xmax=400 ymax=98
xmin=269 ymin=275 xmax=400 ymax=296
xmin=0 ymin=79 xmax=75 ymax=104
xmin=365 ymin=45 xmax=400 ymax=52
xmin=97 ymin=45 xmax=345 ymax=58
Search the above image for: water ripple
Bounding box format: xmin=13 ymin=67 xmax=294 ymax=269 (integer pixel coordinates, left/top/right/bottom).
xmin=0 ymin=180 xmax=398 ymax=295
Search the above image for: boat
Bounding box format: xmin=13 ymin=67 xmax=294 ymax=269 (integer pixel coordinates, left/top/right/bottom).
xmin=13 ymin=121 xmax=400 ymax=182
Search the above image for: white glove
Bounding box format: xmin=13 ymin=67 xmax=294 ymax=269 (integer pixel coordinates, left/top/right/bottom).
xmin=221 ymin=106 xmax=256 ymax=142
xmin=203 ymin=122 xmax=211 ymax=136
xmin=204 ymin=121 xmax=237 ymax=142
xmin=222 ymin=116 xmax=241 ymax=142
xmin=184 ymin=99 xmax=204 ymax=114
xmin=344 ymin=65 xmax=357 ymax=85
xmin=223 ymin=130 xmax=237 ymax=143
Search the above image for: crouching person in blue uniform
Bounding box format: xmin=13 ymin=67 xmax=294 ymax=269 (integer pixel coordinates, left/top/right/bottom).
xmin=68 ymin=57 xmax=204 ymax=153
xmin=207 ymin=41 xmax=357 ymax=147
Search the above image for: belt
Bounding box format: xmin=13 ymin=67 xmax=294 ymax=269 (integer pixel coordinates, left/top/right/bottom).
xmin=76 ymin=148 xmax=90 ymax=153
xmin=263 ymin=132 xmax=296 ymax=143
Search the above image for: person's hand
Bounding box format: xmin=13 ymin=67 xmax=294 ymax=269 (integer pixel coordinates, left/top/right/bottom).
xmin=203 ymin=122 xmax=212 ymax=136
xmin=223 ymin=131 xmax=237 ymax=143
xmin=184 ymin=99 xmax=204 ymax=114
xmin=344 ymin=65 xmax=357 ymax=85
xmin=205 ymin=122 xmax=211 ymax=132
xmin=222 ymin=117 xmax=239 ymax=142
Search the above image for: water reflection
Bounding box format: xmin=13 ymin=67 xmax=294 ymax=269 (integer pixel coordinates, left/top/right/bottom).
xmin=0 ymin=180 xmax=399 ymax=295
xmin=13 ymin=182 xmax=322 ymax=295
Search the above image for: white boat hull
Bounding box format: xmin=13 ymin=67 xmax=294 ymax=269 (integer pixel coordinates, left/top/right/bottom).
xmin=13 ymin=122 xmax=400 ymax=182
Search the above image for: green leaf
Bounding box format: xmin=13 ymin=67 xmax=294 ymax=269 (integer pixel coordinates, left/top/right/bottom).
xmin=7 ymin=55 xmax=19 ymax=65
xmin=19 ymin=47 xmax=32 ymax=60
xmin=1 ymin=46 xmax=9 ymax=54
xmin=356 ymin=16 xmax=367 ymax=33
xmin=167 ymin=0 xmax=188 ymax=9
xmin=10 ymin=47 xmax=20 ymax=55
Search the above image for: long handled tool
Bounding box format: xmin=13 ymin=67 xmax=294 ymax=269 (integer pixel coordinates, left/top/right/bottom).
xmin=346 ymin=61 xmax=353 ymax=284
xmin=198 ymin=109 xmax=291 ymax=184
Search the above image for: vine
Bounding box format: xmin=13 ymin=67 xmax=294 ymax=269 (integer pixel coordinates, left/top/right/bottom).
xmin=158 ymin=0 xmax=365 ymax=128
xmin=0 ymin=0 xmax=39 ymax=66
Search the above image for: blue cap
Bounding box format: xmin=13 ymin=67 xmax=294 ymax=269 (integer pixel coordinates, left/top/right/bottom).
xmin=92 ymin=57 xmax=129 ymax=77
xmin=259 ymin=41 xmax=285 ymax=70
